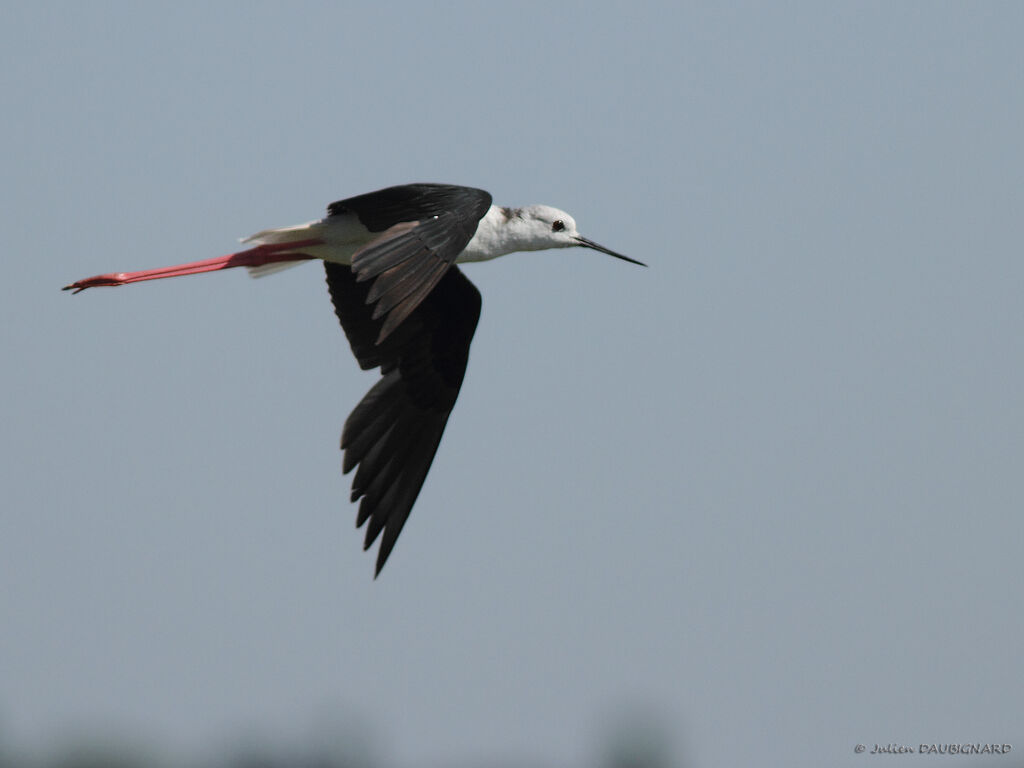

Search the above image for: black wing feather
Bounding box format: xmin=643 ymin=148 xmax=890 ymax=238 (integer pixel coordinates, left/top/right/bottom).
xmin=327 ymin=184 xmax=491 ymax=344
xmin=325 ymin=260 xmax=482 ymax=576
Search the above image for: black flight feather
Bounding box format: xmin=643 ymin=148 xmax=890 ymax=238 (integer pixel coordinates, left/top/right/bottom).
xmin=325 ymin=261 xmax=481 ymax=576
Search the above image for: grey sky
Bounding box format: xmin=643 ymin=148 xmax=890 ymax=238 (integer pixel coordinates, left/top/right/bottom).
xmin=2 ymin=3 xmax=1023 ymax=767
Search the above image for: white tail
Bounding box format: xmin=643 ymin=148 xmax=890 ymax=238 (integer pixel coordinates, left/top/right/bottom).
xmin=240 ymin=220 xmax=328 ymax=278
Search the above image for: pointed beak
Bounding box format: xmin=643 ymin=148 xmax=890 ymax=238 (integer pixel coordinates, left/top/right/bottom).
xmin=574 ymin=236 xmax=647 ymax=267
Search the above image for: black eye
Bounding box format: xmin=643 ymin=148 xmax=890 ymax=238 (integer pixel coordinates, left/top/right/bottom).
xmin=552 ymin=220 xmax=565 ymax=232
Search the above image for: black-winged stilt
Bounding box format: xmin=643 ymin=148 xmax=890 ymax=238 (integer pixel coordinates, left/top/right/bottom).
xmin=65 ymin=183 xmax=645 ymax=575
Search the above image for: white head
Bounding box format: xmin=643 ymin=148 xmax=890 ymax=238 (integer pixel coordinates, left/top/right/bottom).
xmin=505 ymin=204 xmax=646 ymax=265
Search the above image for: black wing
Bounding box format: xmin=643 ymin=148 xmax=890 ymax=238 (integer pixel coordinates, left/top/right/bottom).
xmin=325 ymin=261 xmax=482 ymax=576
xmin=327 ymin=184 xmax=491 ymax=342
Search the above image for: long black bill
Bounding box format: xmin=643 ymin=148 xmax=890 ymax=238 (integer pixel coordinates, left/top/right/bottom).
xmin=575 ymin=236 xmax=647 ymax=267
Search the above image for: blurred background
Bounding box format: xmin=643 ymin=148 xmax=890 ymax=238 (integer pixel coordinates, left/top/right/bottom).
xmin=2 ymin=2 xmax=1022 ymax=767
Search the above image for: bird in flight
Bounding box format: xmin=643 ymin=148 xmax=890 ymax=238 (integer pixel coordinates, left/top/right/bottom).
xmin=65 ymin=183 xmax=645 ymax=575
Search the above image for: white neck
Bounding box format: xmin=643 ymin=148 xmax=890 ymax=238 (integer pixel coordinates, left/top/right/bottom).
xmin=457 ymin=206 xmax=542 ymax=263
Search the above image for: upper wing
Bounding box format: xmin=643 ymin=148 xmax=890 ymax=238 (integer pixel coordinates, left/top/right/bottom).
xmin=327 ymin=183 xmax=492 ymax=230
xmin=327 ymin=184 xmax=491 ymax=342
xmin=325 ymin=260 xmax=482 ymax=576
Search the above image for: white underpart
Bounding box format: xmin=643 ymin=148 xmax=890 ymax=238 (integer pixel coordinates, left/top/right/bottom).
xmin=244 ymin=260 xmax=311 ymax=279
xmin=456 ymin=207 xmax=511 ymax=263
